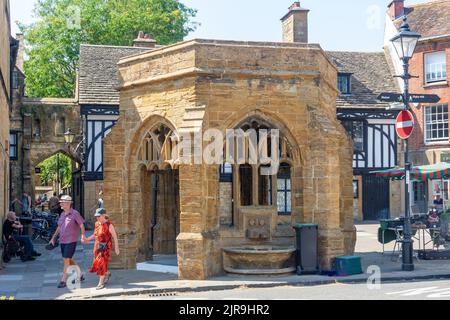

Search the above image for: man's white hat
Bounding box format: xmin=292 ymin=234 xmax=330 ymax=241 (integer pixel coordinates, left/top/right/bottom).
xmin=59 ymin=195 xmax=73 ymax=203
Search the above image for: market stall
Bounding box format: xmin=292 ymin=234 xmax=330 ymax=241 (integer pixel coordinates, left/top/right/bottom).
xmin=372 ymin=163 xmax=450 ymax=257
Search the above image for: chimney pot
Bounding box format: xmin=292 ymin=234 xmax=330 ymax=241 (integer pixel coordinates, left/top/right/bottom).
xmin=133 ymin=31 xmax=157 ymax=48
xmin=289 ymin=2 xmax=301 ymax=10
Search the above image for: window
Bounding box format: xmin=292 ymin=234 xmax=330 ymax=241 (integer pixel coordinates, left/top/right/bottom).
xmin=338 ymin=74 xmax=351 ymax=94
xmin=277 ymin=163 xmax=292 ymax=215
xmin=34 ymin=118 xmax=41 ymax=138
xmin=219 ymin=163 xmax=233 ymax=182
xmin=342 ymin=121 xmax=365 ymax=151
xmin=240 ymin=165 xmax=253 ymax=206
xmin=9 ymin=132 xmax=17 ymax=160
xmin=424 ymin=104 xmax=449 ymax=143
xmin=55 ymin=117 xmax=65 ymax=136
xmin=258 ymin=166 xmax=272 ymax=206
xmin=12 ymin=70 xmax=19 ymax=89
xmin=425 ymin=51 xmax=447 ymax=84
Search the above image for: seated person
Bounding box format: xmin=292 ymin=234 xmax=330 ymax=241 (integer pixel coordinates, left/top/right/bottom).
xmin=433 ymin=195 xmax=444 ymax=211
xmin=2 ymin=211 xmax=41 ymax=261
xmin=428 ymin=208 xmax=440 ymax=226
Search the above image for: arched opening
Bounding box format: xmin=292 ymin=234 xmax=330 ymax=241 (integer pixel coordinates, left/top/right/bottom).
xmin=33 ymin=152 xmax=79 ymax=213
xmin=135 ymin=122 xmax=180 ymax=264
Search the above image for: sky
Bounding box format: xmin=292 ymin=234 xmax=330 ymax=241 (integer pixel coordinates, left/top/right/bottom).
xmin=10 ymin=0 xmax=428 ymax=52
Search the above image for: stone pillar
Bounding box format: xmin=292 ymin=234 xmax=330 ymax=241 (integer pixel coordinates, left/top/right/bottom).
xmin=340 ymin=138 xmax=357 ymax=256
xmin=310 ymin=141 xmax=346 ymax=271
xmin=176 ymin=164 xmax=221 ymax=280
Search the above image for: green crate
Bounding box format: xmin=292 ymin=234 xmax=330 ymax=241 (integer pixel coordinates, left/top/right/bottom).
xmin=335 ymin=256 xmax=363 ymax=276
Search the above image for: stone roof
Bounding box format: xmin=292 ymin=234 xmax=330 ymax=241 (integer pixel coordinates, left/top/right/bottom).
xmin=326 ymin=51 xmax=400 ymax=109
xmin=399 ymin=0 xmax=450 ymax=40
xmin=78 ymin=44 xmax=151 ymax=105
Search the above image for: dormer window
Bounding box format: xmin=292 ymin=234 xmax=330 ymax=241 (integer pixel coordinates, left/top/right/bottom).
xmin=338 ymin=73 xmax=351 ymax=94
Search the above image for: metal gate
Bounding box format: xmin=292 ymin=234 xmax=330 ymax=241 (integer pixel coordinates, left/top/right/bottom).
xmin=362 ymin=175 xmax=390 ymax=221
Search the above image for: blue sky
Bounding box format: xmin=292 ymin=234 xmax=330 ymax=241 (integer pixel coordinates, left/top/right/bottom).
xmin=11 ymin=0 xmax=427 ymax=52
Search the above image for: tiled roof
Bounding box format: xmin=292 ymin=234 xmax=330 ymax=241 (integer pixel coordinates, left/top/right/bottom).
xmin=78 ymin=44 xmax=151 ymax=105
xmin=398 ymin=0 xmax=450 ymax=40
xmin=326 ymin=51 xmax=400 ymax=109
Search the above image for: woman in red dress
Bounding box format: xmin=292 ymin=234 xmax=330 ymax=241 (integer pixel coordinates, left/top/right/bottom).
xmin=83 ymin=208 xmax=120 ymax=290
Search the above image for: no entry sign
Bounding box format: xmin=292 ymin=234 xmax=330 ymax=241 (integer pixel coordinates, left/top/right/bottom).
xmin=396 ymin=110 xmax=414 ymax=140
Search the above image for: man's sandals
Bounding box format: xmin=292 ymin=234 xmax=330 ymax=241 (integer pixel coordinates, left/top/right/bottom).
xmin=58 ymin=274 xmax=86 ymax=288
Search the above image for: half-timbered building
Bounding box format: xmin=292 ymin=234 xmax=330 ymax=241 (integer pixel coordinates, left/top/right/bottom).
xmin=327 ymin=51 xmax=403 ymax=221
xmin=78 ymin=38 xmax=156 ymax=223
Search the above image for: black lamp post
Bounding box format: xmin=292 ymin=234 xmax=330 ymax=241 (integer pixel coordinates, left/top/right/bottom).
xmin=390 ymin=17 xmax=421 ymax=272
xmin=64 ymin=128 xmax=85 ymax=217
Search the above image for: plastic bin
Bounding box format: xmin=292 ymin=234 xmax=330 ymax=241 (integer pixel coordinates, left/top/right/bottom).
xmin=293 ymin=224 xmax=319 ymax=275
xmin=335 ymin=256 xmax=363 ymax=276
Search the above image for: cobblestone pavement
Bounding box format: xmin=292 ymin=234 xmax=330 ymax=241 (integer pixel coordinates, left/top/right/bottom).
xmin=1 ymin=224 xmax=450 ymax=300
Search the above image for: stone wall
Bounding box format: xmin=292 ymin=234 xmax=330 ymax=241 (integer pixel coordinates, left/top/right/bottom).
xmin=0 ymin=0 xmax=11 ymax=242
xmin=103 ymin=39 xmax=355 ymax=279
xmin=9 ymin=97 xmax=82 ymax=213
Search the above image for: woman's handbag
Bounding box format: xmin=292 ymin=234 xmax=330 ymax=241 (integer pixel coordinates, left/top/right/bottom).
xmin=97 ymin=239 xmax=111 ymax=253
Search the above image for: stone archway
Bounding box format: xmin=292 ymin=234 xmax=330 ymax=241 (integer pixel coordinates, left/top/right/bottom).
xmin=130 ymin=120 xmax=181 ymax=263
xmin=31 ymin=149 xmax=82 ymax=213
xmin=9 ymin=98 xmax=82 ymax=215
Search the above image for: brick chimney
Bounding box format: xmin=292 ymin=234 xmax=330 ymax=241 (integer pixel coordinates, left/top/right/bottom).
xmin=388 ymin=0 xmax=405 ymax=20
xmin=15 ymin=33 xmax=25 ymax=72
xmin=281 ymin=2 xmax=310 ymax=43
xmin=133 ymin=31 xmax=157 ymax=48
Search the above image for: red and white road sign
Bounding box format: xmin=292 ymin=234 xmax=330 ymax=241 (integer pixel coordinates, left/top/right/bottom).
xmin=395 ymin=110 xmax=414 ymax=140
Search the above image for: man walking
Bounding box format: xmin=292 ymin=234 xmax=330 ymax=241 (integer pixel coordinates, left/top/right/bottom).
xmin=49 ymin=195 xmax=86 ymax=288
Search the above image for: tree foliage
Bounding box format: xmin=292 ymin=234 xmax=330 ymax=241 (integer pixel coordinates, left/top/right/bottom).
xmin=38 ymin=153 xmax=73 ymax=188
xmin=20 ymin=0 xmax=198 ymax=98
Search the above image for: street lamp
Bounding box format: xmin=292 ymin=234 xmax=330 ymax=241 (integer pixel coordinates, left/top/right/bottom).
xmin=64 ymin=128 xmax=75 ymax=145
xmin=64 ymin=127 xmax=85 ymax=217
xmin=390 ymin=17 xmax=421 ymax=272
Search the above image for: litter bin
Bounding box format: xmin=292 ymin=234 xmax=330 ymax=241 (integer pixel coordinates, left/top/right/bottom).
xmin=293 ymin=224 xmax=319 ymax=275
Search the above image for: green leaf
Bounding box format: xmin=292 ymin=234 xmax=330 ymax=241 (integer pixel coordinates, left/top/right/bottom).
xmin=21 ymin=0 xmax=198 ymax=98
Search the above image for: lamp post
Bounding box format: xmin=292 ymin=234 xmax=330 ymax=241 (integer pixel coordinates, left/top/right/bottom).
xmin=64 ymin=128 xmax=85 ymax=217
xmin=390 ymin=17 xmax=421 ymax=272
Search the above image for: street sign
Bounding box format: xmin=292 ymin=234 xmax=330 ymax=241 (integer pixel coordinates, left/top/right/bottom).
xmin=378 ymin=92 xmax=441 ymax=104
xmin=378 ymin=93 xmax=403 ymax=102
xmin=408 ymin=94 xmax=440 ymax=104
xmin=396 ymin=110 xmax=414 ymax=140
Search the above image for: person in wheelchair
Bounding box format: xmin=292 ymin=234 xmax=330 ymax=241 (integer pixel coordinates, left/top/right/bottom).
xmin=2 ymin=211 xmax=41 ymax=262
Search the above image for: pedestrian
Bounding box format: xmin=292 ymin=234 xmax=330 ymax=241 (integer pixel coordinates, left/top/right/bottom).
xmin=49 ymin=195 xmax=87 ymax=288
xmin=2 ymin=212 xmax=41 ymax=261
xmin=49 ymin=192 xmax=60 ymax=216
xmin=83 ymin=208 xmax=120 ymax=290
xmin=97 ymin=190 xmax=104 ymax=209
xmin=21 ymin=192 xmax=32 ymax=215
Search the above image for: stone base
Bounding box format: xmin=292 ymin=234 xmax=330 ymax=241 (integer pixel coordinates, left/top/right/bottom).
xmin=177 ymin=233 xmax=207 ymax=280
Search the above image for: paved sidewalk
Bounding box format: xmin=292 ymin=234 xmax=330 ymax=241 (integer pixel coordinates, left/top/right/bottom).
xmin=0 ymin=224 xmax=450 ymax=300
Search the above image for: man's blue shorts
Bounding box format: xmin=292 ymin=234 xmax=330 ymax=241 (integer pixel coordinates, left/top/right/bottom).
xmin=60 ymin=242 xmax=77 ymax=259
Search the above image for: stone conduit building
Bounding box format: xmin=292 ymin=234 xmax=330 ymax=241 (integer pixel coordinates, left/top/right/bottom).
xmin=103 ymin=39 xmax=356 ymax=279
